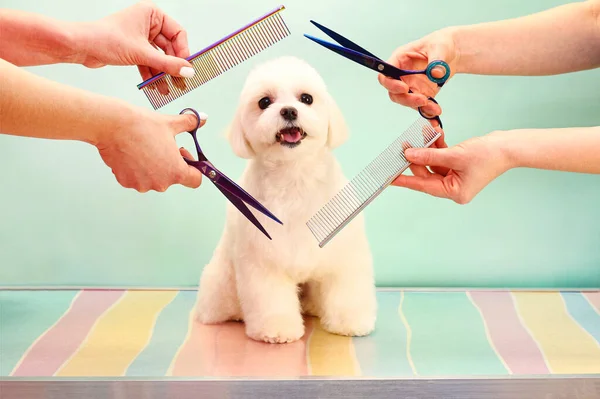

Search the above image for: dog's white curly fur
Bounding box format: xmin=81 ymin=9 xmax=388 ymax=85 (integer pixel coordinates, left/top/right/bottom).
xmin=195 ymin=56 xmax=377 ymax=344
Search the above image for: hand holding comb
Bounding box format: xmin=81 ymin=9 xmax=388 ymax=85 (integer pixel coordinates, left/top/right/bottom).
xmin=137 ymin=6 xmax=290 ymax=109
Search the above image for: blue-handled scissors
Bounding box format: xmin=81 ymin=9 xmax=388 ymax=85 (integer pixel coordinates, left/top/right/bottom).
xmin=179 ymin=108 xmax=282 ymax=239
xmin=304 ymin=20 xmax=450 ymax=128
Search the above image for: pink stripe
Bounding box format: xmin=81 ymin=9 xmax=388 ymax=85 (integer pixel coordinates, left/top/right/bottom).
xmin=171 ymin=317 xmax=313 ymax=376
xmin=11 ymin=290 xmax=125 ymax=376
xmin=583 ymin=292 xmax=600 ymax=313
xmin=470 ymin=291 xmax=550 ymax=375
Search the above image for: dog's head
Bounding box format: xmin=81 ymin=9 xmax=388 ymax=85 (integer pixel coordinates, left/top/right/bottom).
xmin=225 ymin=56 xmax=348 ymax=161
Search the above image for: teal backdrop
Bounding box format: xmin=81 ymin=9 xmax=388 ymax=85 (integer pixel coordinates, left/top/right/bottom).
xmin=0 ymin=0 xmax=598 ymax=288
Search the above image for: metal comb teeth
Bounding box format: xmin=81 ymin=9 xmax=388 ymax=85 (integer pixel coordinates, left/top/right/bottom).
xmin=306 ymin=117 xmax=442 ymax=248
xmin=137 ymin=6 xmax=290 ymax=110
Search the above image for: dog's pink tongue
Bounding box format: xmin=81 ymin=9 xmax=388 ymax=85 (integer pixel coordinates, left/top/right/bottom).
xmin=283 ymin=130 xmax=302 ymax=143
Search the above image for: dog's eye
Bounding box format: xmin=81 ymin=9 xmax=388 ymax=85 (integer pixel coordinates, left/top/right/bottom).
xmin=300 ymin=93 xmax=313 ymax=105
xmin=258 ymin=97 xmax=272 ymax=110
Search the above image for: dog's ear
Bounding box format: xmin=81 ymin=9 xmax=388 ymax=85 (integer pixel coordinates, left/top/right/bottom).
xmin=325 ymin=92 xmax=349 ymax=149
xmin=224 ymin=105 xmax=255 ymax=159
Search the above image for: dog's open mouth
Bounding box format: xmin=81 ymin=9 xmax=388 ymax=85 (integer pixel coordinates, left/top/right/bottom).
xmin=275 ymin=127 xmax=307 ymax=148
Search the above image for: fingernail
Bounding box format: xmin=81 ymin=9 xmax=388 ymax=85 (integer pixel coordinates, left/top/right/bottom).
xmin=199 ymin=112 xmax=208 ymax=121
xmin=179 ymin=67 xmax=195 ymax=78
xmin=405 ymin=148 xmax=416 ymax=157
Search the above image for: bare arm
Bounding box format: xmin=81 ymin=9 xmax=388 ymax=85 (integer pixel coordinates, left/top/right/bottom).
xmin=392 ymin=125 xmax=600 ymax=204
xmin=452 ymin=0 xmax=600 ymax=75
xmin=0 ymin=58 xmax=128 ymax=143
xmin=0 ymin=9 xmax=83 ymax=66
xmin=497 ymin=126 xmax=600 ymax=173
xmin=0 ymin=58 xmax=204 ymax=192
xmin=0 ymin=3 xmax=195 ymax=78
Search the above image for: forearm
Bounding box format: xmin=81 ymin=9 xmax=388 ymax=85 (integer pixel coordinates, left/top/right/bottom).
xmin=450 ymin=0 xmax=600 ymax=75
xmin=493 ymin=126 xmax=600 ymax=174
xmin=0 ymin=9 xmax=86 ymax=66
xmin=0 ymin=58 xmax=131 ymax=146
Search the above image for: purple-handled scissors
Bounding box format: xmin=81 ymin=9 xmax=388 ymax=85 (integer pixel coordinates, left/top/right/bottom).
xmin=179 ymin=108 xmax=282 ymax=239
xmin=304 ymin=21 xmax=450 ymax=128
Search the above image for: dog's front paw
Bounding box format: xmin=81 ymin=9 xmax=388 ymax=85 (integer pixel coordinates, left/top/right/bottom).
xmin=321 ymin=305 xmax=376 ymax=337
xmin=245 ymin=314 xmax=305 ymax=344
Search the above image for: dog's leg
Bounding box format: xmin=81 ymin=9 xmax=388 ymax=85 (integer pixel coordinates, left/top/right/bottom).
xmin=300 ymin=281 xmax=322 ymax=317
xmin=195 ymin=249 xmax=242 ymax=324
xmin=236 ymin=264 xmax=304 ymax=344
xmin=318 ymin=256 xmax=377 ymax=337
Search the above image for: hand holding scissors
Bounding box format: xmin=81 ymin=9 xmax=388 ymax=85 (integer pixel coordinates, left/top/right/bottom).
xmin=179 ymin=108 xmax=283 ymax=239
xmin=305 ymin=21 xmax=451 ymax=128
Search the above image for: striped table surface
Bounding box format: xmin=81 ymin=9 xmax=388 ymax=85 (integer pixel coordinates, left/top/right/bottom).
xmin=0 ymin=289 xmax=598 ymax=378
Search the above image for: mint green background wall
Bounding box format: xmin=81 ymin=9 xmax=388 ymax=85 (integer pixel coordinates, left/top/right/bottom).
xmin=0 ymin=0 xmax=598 ymax=288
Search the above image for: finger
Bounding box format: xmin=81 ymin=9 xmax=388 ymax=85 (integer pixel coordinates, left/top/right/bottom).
xmin=422 ymin=128 xmax=450 ymax=175
xmin=153 ymin=33 xmax=176 ymax=58
xmin=176 ymin=147 xmax=202 ymax=188
xmin=389 ymin=92 xmax=429 ymax=109
xmin=137 ymin=65 xmax=153 ymax=82
xmin=179 ymin=147 xmax=196 ymax=160
xmin=408 ymin=163 xmax=432 ymax=178
xmin=139 ymin=44 xmax=194 ymax=78
xmin=138 ymin=43 xmax=170 ymax=95
xmin=391 ymin=174 xmax=451 ymax=199
xmin=177 ymin=165 xmax=203 ymax=189
xmin=169 ymin=111 xmax=208 ymax=135
xmin=389 ymin=48 xmax=427 ymax=69
xmin=404 ymin=147 xmax=461 ymax=169
xmin=420 ymin=100 xmax=442 ymax=118
xmin=146 ymin=4 xmax=190 ymax=59
xmin=378 ymin=75 xmax=410 ymax=95
xmin=153 ymin=34 xmax=187 ymax=91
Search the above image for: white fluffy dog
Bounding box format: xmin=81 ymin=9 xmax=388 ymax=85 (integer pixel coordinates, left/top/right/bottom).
xmin=195 ymin=56 xmax=377 ymax=344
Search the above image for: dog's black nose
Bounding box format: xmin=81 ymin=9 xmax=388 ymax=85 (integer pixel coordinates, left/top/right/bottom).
xmin=280 ymin=107 xmax=298 ymax=121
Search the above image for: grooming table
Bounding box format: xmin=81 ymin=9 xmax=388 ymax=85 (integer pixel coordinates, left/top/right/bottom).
xmin=1 ymin=288 xmax=599 ymax=398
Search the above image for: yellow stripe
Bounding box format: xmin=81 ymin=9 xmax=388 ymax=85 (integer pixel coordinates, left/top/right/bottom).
xmin=56 ymin=290 xmax=177 ymax=376
xmin=308 ymin=318 xmax=358 ymax=376
xmin=512 ymin=292 xmax=600 ymax=374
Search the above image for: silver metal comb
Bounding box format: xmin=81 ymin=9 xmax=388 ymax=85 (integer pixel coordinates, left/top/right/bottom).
xmin=137 ymin=5 xmax=290 ymax=109
xmin=306 ymin=117 xmax=442 ymax=248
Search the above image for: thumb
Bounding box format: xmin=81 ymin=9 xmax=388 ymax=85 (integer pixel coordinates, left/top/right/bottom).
xmin=140 ymin=45 xmax=195 ymax=78
xmin=168 ymin=111 xmax=208 ymax=136
xmin=404 ymin=147 xmax=460 ymax=169
xmin=427 ymin=44 xmax=451 ymax=80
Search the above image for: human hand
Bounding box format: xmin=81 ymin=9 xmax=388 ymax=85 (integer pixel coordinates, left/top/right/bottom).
xmin=378 ymin=28 xmax=459 ymax=122
xmin=77 ymin=0 xmax=195 ymax=81
xmin=96 ymin=107 xmax=207 ymax=193
xmin=393 ymin=132 xmax=512 ymax=204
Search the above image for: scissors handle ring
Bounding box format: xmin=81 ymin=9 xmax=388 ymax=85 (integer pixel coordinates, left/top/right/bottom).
xmin=425 ymin=60 xmax=450 ymax=86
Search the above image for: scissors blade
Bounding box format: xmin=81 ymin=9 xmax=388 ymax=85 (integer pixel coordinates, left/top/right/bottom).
xmin=304 ymin=34 xmax=408 ymax=80
xmin=309 ymin=20 xmax=379 ymax=59
xmin=215 ymin=183 xmax=273 ymax=240
xmin=208 ymin=167 xmax=283 ymax=226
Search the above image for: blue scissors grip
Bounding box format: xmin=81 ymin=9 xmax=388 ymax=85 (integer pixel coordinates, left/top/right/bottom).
xmin=425 ymin=60 xmax=450 ymax=86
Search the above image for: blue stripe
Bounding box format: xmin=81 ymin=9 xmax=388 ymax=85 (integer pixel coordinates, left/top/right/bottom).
xmin=561 ymin=292 xmax=600 ymax=344
xmin=125 ymin=290 xmax=197 ymax=376
xmin=401 ymin=292 xmax=508 ymax=376
xmin=353 ymin=291 xmax=413 ymax=377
